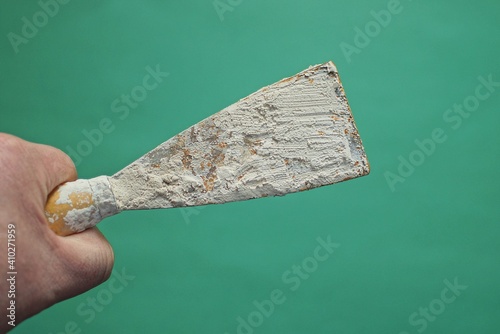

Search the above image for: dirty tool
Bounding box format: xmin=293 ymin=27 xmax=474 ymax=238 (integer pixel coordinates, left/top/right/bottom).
xmin=45 ymin=61 xmax=370 ymax=236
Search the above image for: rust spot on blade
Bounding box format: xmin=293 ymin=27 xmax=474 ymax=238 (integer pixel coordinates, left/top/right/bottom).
xmin=182 ymin=149 xmax=192 ymax=170
xmin=243 ymin=136 xmax=263 ymax=155
xmin=214 ymin=152 xmax=225 ymax=164
xmin=190 ymin=127 xmax=198 ymax=142
xmin=328 ymin=69 xmax=338 ymax=79
xmin=279 ymin=76 xmax=296 ymax=84
xmin=210 ymin=147 xmax=225 ymax=165
xmin=201 ymin=166 xmax=217 ymax=192
xmin=243 ymin=136 xmax=263 ymax=147
xmin=299 ymin=181 xmax=314 ymax=192
xmin=198 ymin=144 xmax=227 ymax=191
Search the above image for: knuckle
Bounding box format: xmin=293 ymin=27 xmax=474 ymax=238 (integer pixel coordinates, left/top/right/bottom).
xmin=39 ymin=145 xmax=77 ymax=180
xmin=0 ymin=133 xmax=26 ymax=168
xmin=0 ymin=133 xmax=25 ymax=153
xmin=52 ymin=147 xmax=75 ymax=170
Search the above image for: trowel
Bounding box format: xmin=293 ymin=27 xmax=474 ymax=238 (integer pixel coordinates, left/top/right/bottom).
xmin=45 ymin=61 xmax=370 ymax=236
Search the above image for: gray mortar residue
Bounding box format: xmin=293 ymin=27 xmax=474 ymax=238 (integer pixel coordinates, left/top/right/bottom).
xmin=109 ymin=62 xmax=370 ymax=210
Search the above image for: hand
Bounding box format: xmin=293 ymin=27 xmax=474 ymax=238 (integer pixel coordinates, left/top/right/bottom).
xmin=0 ymin=133 xmax=114 ymax=332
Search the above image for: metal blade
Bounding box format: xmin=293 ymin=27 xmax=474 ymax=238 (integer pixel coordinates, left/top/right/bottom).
xmin=109 ymin=61 xmax=370 ymax=210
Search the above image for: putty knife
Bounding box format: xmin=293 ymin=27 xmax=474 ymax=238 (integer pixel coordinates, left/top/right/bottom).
xmin=45 ymin=61 xmax=370 ymax=236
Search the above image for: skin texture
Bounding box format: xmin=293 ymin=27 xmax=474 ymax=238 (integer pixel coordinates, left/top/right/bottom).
xmin=0 ymin=133 xmax=114 ymax=332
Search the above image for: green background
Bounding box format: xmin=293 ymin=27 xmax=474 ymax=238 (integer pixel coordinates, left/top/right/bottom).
xmin=1 ymin=0 xmax=499 ymax=333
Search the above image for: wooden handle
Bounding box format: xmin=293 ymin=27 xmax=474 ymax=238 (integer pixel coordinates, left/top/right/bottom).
xmin=45 ymin=176 xmax=120 ymax=236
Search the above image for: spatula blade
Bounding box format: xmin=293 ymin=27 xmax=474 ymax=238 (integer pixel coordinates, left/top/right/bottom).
xmin=109 ymin=61 xmax=370 ymax=210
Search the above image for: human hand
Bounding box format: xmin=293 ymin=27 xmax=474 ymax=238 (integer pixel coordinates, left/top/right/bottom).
xmin=0 ymin=133 xmax=114 ymax=332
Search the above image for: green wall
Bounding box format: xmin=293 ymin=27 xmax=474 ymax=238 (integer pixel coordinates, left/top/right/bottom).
xmin=1 ymin=0 xmax=499 ymax=333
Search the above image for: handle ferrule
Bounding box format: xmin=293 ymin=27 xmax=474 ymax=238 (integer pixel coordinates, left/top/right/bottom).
xmin=45 ymin=176 xmax=119 ymax=236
